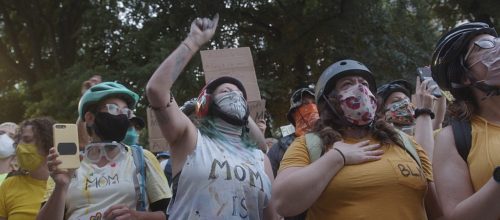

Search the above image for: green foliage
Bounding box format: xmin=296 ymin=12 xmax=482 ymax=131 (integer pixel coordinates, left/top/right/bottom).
xmin=0 ymin=0 xmax=498 ymax=136
xmin=431 ymin=0 xmax=500 ymax=27
xmin=0 ymin=84 xmax=25 ymax=123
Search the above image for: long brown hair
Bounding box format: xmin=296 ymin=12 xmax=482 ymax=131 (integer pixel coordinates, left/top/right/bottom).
xmin=446 ymin=58 xmax=478 ymax=121
xmin=312 ymin=91 xmax=404 ymax=154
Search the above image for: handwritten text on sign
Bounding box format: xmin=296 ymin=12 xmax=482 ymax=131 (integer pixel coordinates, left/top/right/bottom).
xmin=201 ymin=47 xmax=261 ymax=102
xmin=248 ymin=100 xmax=266 ymax=121
xmin=147 ymin=108 xmax=169 ymax=152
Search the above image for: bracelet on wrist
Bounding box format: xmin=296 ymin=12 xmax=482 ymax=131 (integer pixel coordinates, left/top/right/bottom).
xmin=414 ymin=108 xmax=435 ymax=119
xmin=333 ymin=148 xmax=346 ymax=165
xmin=182 ymin=38 xmax=198 ymax=52
xmin=182 ymin=41 xmax=193 ymax=51
xmin=149 ymin=91 xmax=174 ymax=111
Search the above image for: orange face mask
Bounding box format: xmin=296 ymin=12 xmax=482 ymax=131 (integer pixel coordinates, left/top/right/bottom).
xmin=293 ymin=103 xmax=320 ymax=136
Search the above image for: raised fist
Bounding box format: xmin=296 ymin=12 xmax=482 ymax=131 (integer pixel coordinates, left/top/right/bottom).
xmin=185 ymin=14 xmax=219 ymax=50
xmin=81 ymin=75 xmax=102 ymax=95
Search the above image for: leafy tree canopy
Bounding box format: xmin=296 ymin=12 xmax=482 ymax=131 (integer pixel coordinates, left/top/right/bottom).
xmin=0 ymin=0 xmax=498 ymax=137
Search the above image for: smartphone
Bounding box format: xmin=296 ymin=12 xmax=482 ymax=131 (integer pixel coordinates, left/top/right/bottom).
xmin=416 ymin=67 xmax=442 ymax=98
xmin=53 ymin=124 xmax=80 ymax=169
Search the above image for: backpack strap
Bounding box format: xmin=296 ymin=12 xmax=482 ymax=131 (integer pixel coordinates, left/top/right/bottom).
xmin=450 ymin=119 xmax=472 ymax=163
xmin=397 ymin=130 xmax=422 ymax=168
xmin=305 ymin=133 xmax=323 ymax=163
xmin=163 ymin=159 xmax=173 ymax=185
xmin=130 ymin=144 xmax=147 ymax=211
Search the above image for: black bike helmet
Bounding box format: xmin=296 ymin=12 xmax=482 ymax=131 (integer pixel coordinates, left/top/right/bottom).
xmin=286 ymin=87 xmax=315 ymax=125
xmin=377 ymin=80 xmax=413 ymax=104
xmin=315 ymin=59 xmax=376 ymax=104
xmin=431 ymin=22 xmax=497 ymax=91
xmin=205 ymin=76 xmax=247 ymax=99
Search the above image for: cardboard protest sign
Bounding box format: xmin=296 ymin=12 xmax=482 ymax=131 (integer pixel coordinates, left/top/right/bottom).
xmin=248 ymin=100 xmax=266 ymax=121
xmin=146 ymin=108 xmax=169 ymax=153
xmin=280 ymin=124 xmax=295 ymax=137
xmin=200 ymin=47 xmax=261 ymax=102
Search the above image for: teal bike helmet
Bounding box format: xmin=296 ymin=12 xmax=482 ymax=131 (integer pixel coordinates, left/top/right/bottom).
xmin=78 ymin=82 xmax=139 ymax=121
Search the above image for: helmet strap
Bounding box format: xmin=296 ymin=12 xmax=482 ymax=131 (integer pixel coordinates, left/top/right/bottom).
xmin=322 ymin=94 xmax=352 ymax=128
xmin=473 ymin=81 xmax=500 ymax=100
xmin=451 ymin=73 xmax=500 ymax=100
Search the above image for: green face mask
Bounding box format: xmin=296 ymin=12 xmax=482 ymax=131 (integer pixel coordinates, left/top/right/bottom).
xmin=122 ymin=127 xmax=139 ymax=146
xmin=16 ymin=143 xmax=45 ymax=172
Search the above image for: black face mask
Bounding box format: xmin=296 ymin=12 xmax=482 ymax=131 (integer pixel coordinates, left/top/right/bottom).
xmin=93 ymin=112 xmax=130 ymax=142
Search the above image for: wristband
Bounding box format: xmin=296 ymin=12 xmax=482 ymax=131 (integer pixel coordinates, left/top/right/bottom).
xmin=333 ymin=148 xmax=346 ymax=165
xmin=182 ymin=41 xmax=193 ymax=51
xmin=414 ymin=108 xmax=435 ymax=119
xmin=182 ymin=38 xmax=198 ymax=52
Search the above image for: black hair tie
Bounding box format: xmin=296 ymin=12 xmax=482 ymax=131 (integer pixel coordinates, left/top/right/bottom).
xmin=414 ymin=108 xmax=435 ymax=119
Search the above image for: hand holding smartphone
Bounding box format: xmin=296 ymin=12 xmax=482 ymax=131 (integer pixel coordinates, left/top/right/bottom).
xmin=416 ymin=67 xmax=442 ymax=98
xmin=53 ymin=124 xmax=80 ymax=169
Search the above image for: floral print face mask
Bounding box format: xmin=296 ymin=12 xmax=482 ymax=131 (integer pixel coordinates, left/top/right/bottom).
xmin=384 ymin=98 xmax=415 ymax=126
xmin=337 ymin=84 xmax=377 ymax=126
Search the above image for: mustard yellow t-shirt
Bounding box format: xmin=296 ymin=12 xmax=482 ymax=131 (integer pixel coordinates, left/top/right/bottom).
xmin=468 ymin=115 xmax=500 ymax=191
xmin=279 ymin=135 xmax=433 ymax=220
xmin=0 ymin=175 xmax=47 ymax=220
xmin=0 ymin=173 xmax=8 ymax=185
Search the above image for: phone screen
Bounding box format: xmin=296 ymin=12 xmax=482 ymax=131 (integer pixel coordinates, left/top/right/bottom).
xmin=417 ymin=67 xmax=442 ymax=98
xmin=57 ymin=142 xmax=78 ymax=155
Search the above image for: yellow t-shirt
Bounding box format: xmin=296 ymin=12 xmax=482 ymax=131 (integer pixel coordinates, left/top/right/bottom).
xmin=279 ymin=135 xmax=433 ymax=220
xmin=0 ymin=175 xmax=47 ymax=220
xmin=0 ymin=173 xmax=8 ymax=185
xmin=43 ymin=146 xmax=172 ymax=218
xmin=468 ymin=115 xmax=500 ymax=191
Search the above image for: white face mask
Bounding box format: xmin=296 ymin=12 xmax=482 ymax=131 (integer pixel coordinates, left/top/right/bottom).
xmin=213 ymin=91 xmax=248 ymax=120
xmin=0 ymin=134 xmax=14 ymax=158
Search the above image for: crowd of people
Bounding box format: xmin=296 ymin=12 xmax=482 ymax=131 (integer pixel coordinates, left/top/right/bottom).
xmin=0 ymin=14 xmax=498 ymax=220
